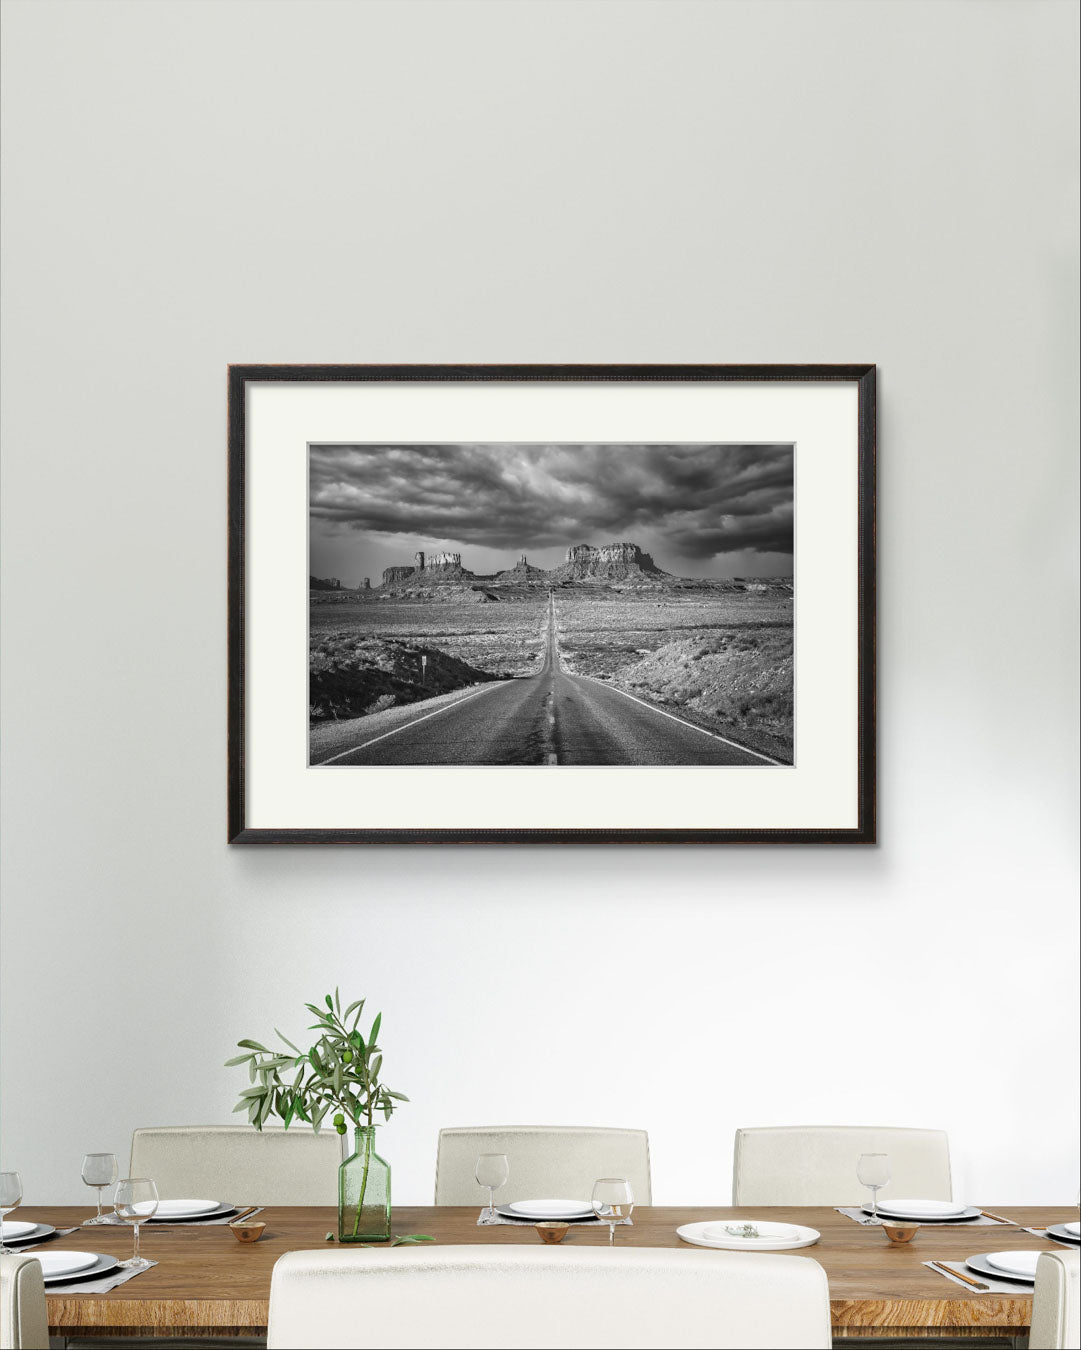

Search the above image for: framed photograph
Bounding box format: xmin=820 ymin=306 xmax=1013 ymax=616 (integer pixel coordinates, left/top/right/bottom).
xmin=229 ymin=365 xmax=875 ymax=844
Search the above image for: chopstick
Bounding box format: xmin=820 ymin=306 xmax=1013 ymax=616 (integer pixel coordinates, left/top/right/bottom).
xmin=230 ymin=1207 xmax=258 ymax=1224
xmin=930 ymin=1261 xmax=990 ymax=1291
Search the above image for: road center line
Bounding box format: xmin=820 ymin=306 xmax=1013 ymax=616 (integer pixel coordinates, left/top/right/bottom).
xmin=574 ymin=674 xmax=786 ymax=766
xmin=314 ymin=683 xmax=504 ymax=765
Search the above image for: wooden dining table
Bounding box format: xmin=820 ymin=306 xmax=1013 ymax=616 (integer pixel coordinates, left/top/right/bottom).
xmin=25 ymin=1205 xmax=1075 ymax=1343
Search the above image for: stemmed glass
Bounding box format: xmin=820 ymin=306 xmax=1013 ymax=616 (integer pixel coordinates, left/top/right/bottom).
xmin=0 ymin=1172 xmax=24 ymax=1253
xmin=592 ymin=1177 xmax=633 ymax=1246
xmin=475 ymin=1154 xmax=509 ymax=1222
xmin=857 ymin=1153 xmax=890 ymax=1221
xmin=82 ymin=1154 xmax=119 ymax=1225
xmin=114 ymin=1178 xmax=158 ymax=1269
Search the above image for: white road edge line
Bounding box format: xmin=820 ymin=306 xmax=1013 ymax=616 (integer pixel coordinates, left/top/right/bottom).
xmin=576 ymin=674 xmax=786 ymax=766
xmin=314 ymin=683 xmax=503 ymax=765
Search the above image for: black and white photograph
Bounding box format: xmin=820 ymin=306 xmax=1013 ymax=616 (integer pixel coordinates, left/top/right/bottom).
xmin=309 ymin=443 xmax=795 ymax=768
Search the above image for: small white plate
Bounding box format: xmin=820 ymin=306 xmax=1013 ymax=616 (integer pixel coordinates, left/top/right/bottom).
xmin=877 ymin=1198 xmax=967 ymax=1218
xmin=1065 ymin=1221 xmax=1080 ymax=1236
xmin=35 ymin=1251 xmax=99 ymax=1278
xmin=986 ymin=1251 xmax=1041 ymax=1279
xmin=499 ymin=1199 xmax=593 ymax=1220
xmin=41 ymin=1253 xmax=120 ymax=1285
xmin=0 ymin=1221 xmax=38 ymax=1239
xmin=678 ymin=1219 xmax=820 ymax=1251
xmin=152 ymin=1199 xmax=220 ymax=1218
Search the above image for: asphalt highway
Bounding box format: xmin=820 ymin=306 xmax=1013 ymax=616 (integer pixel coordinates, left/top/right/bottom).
xmin=313 ymin=597 xmax=780 ymax=767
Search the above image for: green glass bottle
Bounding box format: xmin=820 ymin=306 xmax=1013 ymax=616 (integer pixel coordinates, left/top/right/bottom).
xmin=338 ymin=1125 xmax=391 ymax=1242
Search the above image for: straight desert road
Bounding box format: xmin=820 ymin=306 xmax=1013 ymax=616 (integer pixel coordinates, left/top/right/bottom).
xmin=313 ymin=596 xmax=783 ymax=767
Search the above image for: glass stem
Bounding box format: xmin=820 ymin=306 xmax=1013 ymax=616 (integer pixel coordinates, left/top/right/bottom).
xmin=133 ymin=1222 xmax=141 ymax=1264
xmin=871 ymin=1188 xmax=878 ymax=1219
xmin=488 ymin=1187 xmax=495 ymax=1218
xmin=96 ymin=1188 xmax=104 ymax=1221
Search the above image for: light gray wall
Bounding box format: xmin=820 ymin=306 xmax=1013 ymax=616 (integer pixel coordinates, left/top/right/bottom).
xmin=2 ymin=0 xmax=1077 ymax=1204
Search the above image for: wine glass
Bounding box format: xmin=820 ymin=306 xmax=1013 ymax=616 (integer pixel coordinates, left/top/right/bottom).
xmin=857 ymin=1153 xmax=890 ymax=1220
xmin=592 ymin=1177 xmax=633 ymax=1246
xmin=0 ymin=1172 xmax=23 ymax=1253
xmin=82 ymin=1153 xmax=118 ymax=1225
xmin=114 ymin=1178 xmax=158 ymax=1269
xmin=475 ymin=1154 xmax=509 ymax=1222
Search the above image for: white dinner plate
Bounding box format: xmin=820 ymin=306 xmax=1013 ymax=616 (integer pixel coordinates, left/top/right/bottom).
xmin=0 ymin=1221 xmax=38 ymax=1239
xmin=35 ymin=1251 xmax=99 ymax=1278
xmin=1046 ymin=1223 xmax=1080 ymax=1244
xmin=876 ymin=1198 xmax=968 ymax=1218
xmin=967 ymin=1251 xmax=1039 ymax=1281
xmin=146 ymin=1201 xmax=236 ymax=1222
xmin=41 ymin=1253 xmax=120 ymax=1285
xmin=151 ymin=1199 xmax=220 ymax=1218
xmin=498 ymin=1199 xmax=594 ymax=1221
xmin=1065 ymin=1221 xmax=1080 ymax=1236
xmin=869 ymin=1202 xmax=980 ymax=1223
xmin=677 ymin=1220 xmax=820 ymax=1252
xmin=965 ymin=1252 xmax=1036 ymax=1285
xmin=0 ymin=1223 xmax=55 ymax=1245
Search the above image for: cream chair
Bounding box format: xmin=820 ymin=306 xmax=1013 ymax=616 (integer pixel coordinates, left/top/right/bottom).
xmin=267 ymin=1245 xmax=832 ymax=1349
xmin=1030 ymin=1249 xmax=1080 ymax=1350
xmin=435 ymin=1126 xmax=651 ymax=1205
xmin=130 ymin=1125 xmax=341 ymax=1205
xmin=732 ymin=1126 xmax=952 ymax=1206
xmin=0 ymin=1253 xmax=49 ymax=1350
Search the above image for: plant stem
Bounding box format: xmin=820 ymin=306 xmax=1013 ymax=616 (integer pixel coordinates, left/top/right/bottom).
xmin=350 ymin=1127 xmax=373 ymax=1239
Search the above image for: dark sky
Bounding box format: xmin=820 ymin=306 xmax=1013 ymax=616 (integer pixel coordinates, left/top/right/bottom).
xmin=309 ymin=443 xmax=794 ymax=586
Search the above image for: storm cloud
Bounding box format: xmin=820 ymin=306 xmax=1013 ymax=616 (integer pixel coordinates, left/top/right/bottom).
xmin=310 ymin=443 xmax=793 ymax=576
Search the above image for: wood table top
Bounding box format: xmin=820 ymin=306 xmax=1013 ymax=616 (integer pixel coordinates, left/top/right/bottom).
xmin=22 ymin=1204 xmax=1078 ymax=1340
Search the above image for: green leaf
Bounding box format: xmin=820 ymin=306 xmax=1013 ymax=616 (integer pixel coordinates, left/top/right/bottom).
xmin=369 ymin=1012 xmax=382 ymax=1044
xmin=224 ymin=1053 xmax=253 ymax=1067
xmin=231 ymin=1100 xmax=250 ymax=1113
xmin=334 ymin=987 xmax=341 ymax=1014
xmin=237 ymin=1039 xmax=269 ymax=1052
xmin=238 ymin=1086 xmax=266 ymax=1099
xmin=325 ymin=1232 xmax=335 ymax=1242
xmin=344 ymin=1000 xmax=364 ymax=1021
xmin=325 ymin=995 xmax=334 ymax=1010
xmin=392 ymin=1235 xmax=435 ymax=1245
xmin=275 ymin=1028 xmax=304 ymax=1055
xmin=385 ymin=1090 xmax=409 ymax=1101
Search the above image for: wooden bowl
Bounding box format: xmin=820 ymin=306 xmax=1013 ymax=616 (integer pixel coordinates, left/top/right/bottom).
xmin=229 ymin=1220 xmax=266 ymax=1243
xmin=882 ymin=1222 xmax=920 ymax=1244
xmin=535 ymin=1223 xmax=570 ymax=1244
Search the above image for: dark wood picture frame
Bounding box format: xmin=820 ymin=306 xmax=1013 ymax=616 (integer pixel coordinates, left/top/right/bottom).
xmin=229 ymin=364 xmax=876 ymax=845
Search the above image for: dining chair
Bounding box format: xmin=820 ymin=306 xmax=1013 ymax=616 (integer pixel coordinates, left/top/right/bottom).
xmin=0 ymin=1253 xmax=49 ymax=1350
xmin=267 ymin=1245 xmax=832 ymax=1349
xmin=732 ymin=1126 xmax=952 ymax=1205
xmin=1029 ymin=1250 xmax=1080 ymax=1350
xmin=129 ymin=1125 xmax=341 ymax=1204
xmin=434 ymin=1126 xmax=652 ymax=1205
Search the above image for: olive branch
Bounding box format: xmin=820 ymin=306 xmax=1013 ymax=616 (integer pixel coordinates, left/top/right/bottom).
xmin=226 ymin=989 xmax=409 ymax=1136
